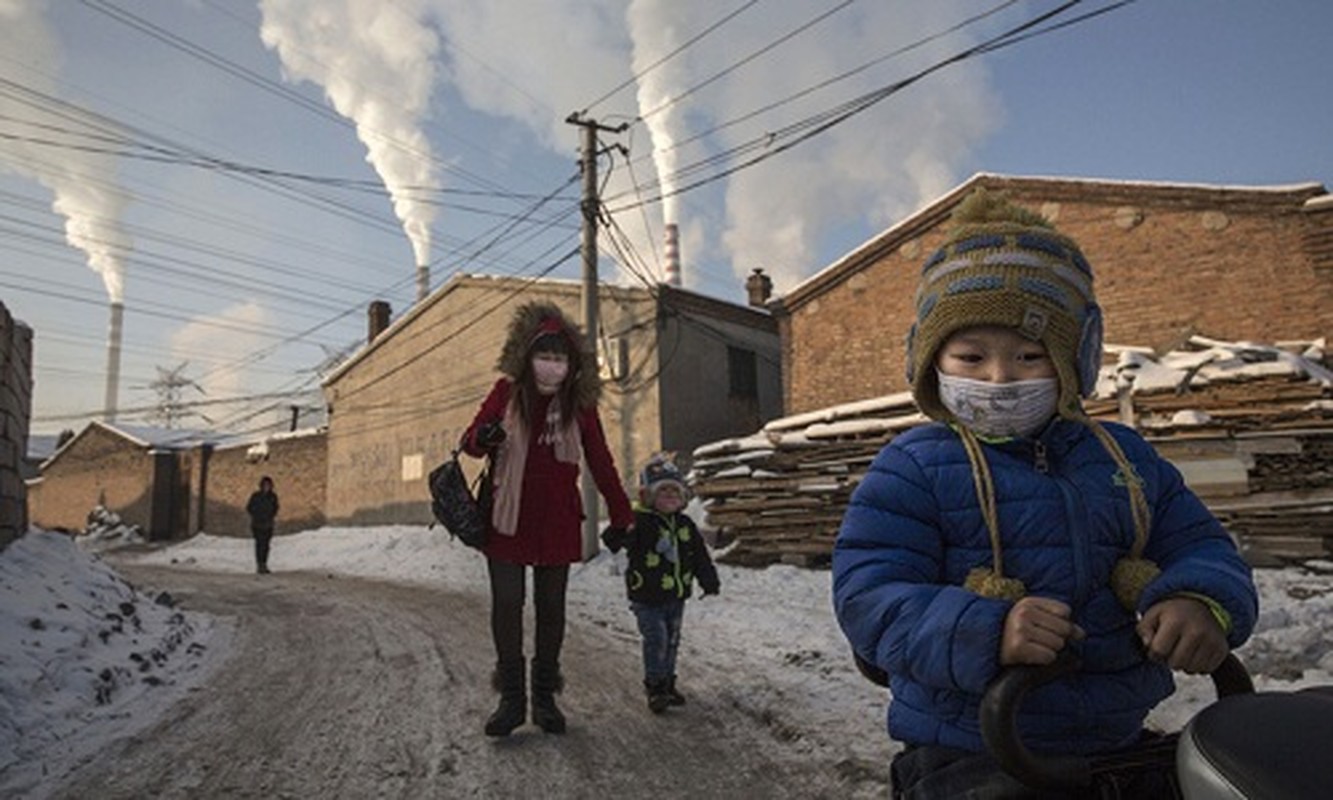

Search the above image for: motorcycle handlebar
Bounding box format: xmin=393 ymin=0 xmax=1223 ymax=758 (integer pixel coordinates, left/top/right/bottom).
xmin=978 ymin=651 xmax=1253 ymax=792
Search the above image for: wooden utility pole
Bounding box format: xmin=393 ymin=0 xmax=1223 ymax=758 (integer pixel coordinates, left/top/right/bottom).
xmin=565 ymin=111 xmax=626 ymax=558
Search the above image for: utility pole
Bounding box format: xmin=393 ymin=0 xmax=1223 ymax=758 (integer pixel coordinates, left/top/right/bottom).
xmin=566 ymin=111 xmax=626 ymax=559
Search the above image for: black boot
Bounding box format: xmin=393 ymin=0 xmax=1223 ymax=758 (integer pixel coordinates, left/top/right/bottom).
xmin=644 ymin=678 xmax=672 ymax=714
xmin=484 ymin=660 xmax=526 ymax=737
xmin=665 ymin=675 xmax=686 ymax=706
xmin=531 ymin=659 xmax=566 ymax=734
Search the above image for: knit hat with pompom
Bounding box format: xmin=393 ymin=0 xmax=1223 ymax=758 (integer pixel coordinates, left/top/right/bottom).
xmin=906 ymin=188 xmax=1103 ymax=425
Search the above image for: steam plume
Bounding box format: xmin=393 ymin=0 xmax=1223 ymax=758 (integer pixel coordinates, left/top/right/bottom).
xmin=0 ymin=1 xmax=132 ymax=304
xmin=259 ymin=0 xmax=443 ymax=300
xmin=0 ymin=0 xmax=133 ymax=423
xmin=431 ymin=1 xmax=1000 ymax=295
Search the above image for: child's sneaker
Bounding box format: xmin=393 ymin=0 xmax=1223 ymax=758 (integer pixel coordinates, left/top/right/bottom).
xmin=645 ymin=679 xmax=672 ymax=714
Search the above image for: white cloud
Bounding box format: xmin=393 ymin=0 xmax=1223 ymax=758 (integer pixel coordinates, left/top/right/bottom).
xmin=169 ymin=301 xmax=271 ymax=399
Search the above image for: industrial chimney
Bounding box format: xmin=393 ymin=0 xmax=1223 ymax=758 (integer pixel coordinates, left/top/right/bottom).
xmin=103 ymin=301 xmax=124 ymax=422
xmin=416 ymin=264 xmax=429 ymax=302
xmin=746 ymin=268 xmax=773 ymax=308
xmin=662 ymin=223 xmax=681 ymax=287
xmin=368 ymin=300 xmax=391 ymax=344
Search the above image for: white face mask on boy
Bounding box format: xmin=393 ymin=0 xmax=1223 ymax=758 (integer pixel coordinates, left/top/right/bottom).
xmin=937 ymin=371 xmax=1059 ymax=438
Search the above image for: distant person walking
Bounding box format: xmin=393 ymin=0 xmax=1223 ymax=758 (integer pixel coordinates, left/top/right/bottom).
xmin=245 ymin=476 xmax=279 ymax=574
xmin=462 ymin=301 xmax=634 ymax=737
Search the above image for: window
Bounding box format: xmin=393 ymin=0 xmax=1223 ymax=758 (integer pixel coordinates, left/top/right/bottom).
xmin=728 ymin=346 xmax=758 ymax=400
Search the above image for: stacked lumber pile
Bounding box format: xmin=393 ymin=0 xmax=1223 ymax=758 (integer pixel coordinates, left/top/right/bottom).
xmin=694 ymin=336 xmax=1333 ymax=568
xmin=691 ymin=395 xmax=925 ymax=567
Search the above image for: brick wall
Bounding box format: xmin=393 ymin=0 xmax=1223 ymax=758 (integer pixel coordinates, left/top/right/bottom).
xmin=200 ymin=431 xmax=327 ymax=537
xmin=27 ymin=425 xmax=156 ymax=533
xmin=781 ymin=178 xmax=1333 ymax=414
xmin=1 ymin=303 xmax=33 ymax=550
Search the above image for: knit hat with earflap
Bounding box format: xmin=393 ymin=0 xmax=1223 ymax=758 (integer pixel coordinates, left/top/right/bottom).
xmin=639 ymin=452 xmax=688 ymax=507
xmin=905 ymin=189 xmax=1158 ymax=609
xmin=906 ymin=187 xmax=1103 ymax=425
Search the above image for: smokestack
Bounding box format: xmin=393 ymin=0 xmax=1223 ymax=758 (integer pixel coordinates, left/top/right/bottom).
xmin=662 ymin=223 xmax=681 ymax=287
xmin=416 ymin=264 xmax=429 ymax=302
xmin=368 ymin=300 xmax=391 ymax=344
xmin=745 ymin=268 xmax=773 ymax=308
xmin=103 ymin=301 xmax=123 ymax=422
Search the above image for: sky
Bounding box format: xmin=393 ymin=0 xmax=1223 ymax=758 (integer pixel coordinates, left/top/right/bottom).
xmin=2 ymin=0 xmax=1331 ymax=438
xmin=3 ymin=520 xmax=1333 ymax=798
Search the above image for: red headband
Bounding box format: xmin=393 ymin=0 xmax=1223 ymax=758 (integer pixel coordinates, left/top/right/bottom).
xmin=530 ymin=316 xmax=571 ymax=348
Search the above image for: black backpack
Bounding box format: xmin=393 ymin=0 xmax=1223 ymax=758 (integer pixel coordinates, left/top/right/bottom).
xmin=427 ymin=450 xmax=491 ymax=549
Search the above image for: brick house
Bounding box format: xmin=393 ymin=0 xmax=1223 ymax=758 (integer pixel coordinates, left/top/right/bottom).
xmin=773 ymin=174 xmax=1333 ymax=415
xmin=27 ymin=422 xmax=206 ymax=539
xmin=27 ymin=421 xmax=326 ymax=539
xmin=320 ymin=274 xmax=781 ymax=527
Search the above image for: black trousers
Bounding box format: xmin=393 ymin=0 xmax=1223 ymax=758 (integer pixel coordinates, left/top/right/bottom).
xmin=890 ymin=743 xmax=1179 ymax=800
xmin=252 ymin=527 xmax=273 ymax=570
xmin=486 ymin=559 xmax=569 ymax=667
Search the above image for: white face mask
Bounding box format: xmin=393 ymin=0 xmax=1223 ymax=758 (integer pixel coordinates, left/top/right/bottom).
xmin=532 ymin=355 xmax=569 ymax=395
xmin=937 ymin=371 xmax=1059 ymax=438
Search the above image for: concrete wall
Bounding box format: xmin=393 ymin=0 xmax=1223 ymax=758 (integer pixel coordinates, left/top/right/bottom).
xmin=197 ymin=431 xmax=327 ymax=537
xmin=322 ymin=277 xmax=662 ymax=525
xmin=779 ymin=178 xmax=1333 ymax=415
xmin=1 ymin=303 xmax=33 ymax=550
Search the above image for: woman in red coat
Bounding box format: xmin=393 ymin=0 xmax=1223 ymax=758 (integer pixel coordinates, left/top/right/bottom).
xmin=462 ymin=301 xmax=633 ymax=737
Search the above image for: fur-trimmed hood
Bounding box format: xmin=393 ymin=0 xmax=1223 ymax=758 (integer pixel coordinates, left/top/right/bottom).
xmin=496 ymin=301 xmax=601 ymax=408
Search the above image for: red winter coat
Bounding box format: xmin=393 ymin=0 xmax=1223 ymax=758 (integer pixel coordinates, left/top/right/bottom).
xmin=463 ymin=378 xmax=633 ymax=565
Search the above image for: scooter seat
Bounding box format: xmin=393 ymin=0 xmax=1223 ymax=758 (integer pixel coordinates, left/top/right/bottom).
xmin=1177 ymin=686 xmax=1333 ymax=799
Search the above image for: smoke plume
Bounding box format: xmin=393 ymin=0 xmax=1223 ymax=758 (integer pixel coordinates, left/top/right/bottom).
xmin=259 ymin=0 xmax=443 ymax=284
xmin=426 ymin=0 xmax=1000 ymax=294
xmin=0 ymin=0 xmax=132 ymax=303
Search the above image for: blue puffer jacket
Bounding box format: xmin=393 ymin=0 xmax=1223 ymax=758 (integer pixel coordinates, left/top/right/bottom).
xmin=832 ymin=419 xmax=1257 ymax=755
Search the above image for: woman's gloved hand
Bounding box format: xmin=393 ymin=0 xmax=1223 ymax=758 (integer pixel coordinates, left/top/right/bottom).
xmin=477 ymin=422 xmax=506 ymax=450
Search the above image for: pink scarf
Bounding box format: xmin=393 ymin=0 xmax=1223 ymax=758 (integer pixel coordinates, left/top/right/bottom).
xmin=490 ymin=393 xmax=582 ymax=536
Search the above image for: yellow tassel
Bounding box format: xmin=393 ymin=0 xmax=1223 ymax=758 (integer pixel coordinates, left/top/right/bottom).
xmin=964 ymin=567 xmax=1026 ymax=601
xmin=1111 ymin=557 xmax=1161 ymax=611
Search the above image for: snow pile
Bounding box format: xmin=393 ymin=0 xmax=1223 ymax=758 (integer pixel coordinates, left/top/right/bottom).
xmin=0 ymin=530 xmax=226 ymax=794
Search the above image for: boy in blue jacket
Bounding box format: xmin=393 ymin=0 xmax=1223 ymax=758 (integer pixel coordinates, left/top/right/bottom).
xmin=832 ymin=190 xmax=1257 ymax=799
xmin=603 ymin=453 xmax=720 ymax=713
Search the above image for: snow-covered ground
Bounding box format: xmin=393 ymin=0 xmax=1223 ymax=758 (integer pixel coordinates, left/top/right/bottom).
xmin=3 ymin=520 xmax=1333 ymax=796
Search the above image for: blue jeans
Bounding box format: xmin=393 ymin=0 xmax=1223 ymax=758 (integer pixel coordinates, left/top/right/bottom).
xmin=631 ymin=600 xmax=684 ymax=682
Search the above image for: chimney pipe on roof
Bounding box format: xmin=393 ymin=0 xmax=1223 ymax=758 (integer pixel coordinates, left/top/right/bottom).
xmin=663 ymin=223 xmax=681 ymax=287
xmin=416 ymin=265 xmax=429 ymax=302
xmin=745 ymin=268 xmax=773 ymax=308
xmin=368 ymin=300 xmax=391 ymax=344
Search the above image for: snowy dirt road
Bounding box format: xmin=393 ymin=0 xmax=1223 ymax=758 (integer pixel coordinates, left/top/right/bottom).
xmin=51 ymin=562 xmax=890 ymax=799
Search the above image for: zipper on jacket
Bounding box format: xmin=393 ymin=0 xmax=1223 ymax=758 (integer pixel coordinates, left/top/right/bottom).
xmin=1050 ymin=463 xmax=1092 ymax=606
xmin=1033 ymin=440 xmax=1049 ymax=474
